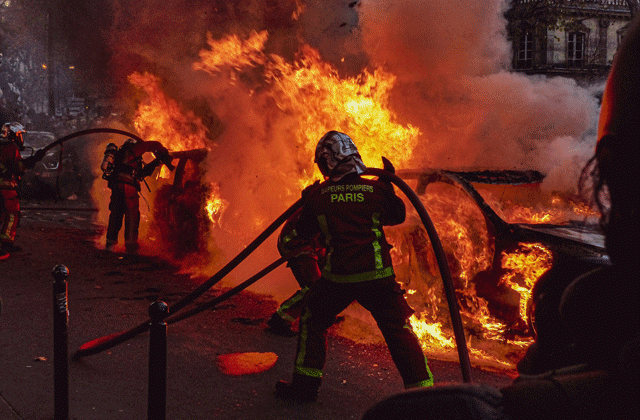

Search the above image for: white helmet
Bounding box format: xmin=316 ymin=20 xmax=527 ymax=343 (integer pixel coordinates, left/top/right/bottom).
xmin=1 ymin=122 xmax=26 ymax=149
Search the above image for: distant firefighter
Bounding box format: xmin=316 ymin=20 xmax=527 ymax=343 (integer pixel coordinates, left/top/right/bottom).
xmin=0 ymin=122 xmax=45 ymax=260
xmin=101 ymin=138 xmax=174 ymax=254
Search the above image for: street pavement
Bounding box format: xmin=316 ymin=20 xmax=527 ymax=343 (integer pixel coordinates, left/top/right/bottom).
xmin=1 ymin=200 xmax=515 ymax=420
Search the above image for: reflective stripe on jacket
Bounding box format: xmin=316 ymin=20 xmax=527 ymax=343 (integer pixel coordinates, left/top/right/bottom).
xmin=290 ymin=173 xmax=405 ymax=283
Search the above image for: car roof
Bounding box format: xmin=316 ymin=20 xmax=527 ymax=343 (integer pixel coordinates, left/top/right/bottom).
xmin=397 ymin=168 xmax=607 ymax=254
xmin=397 ymin=168 xmax=545 ymax=186
xmin=23 ymin=131 xmax=55 ymax=149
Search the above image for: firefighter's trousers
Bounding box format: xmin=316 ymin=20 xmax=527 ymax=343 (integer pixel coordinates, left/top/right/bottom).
xmin=0 ymin=188 xmax=20 ymax=244
xmin=106 ymin=182 xmax=140 ymax=251
xmin=294 ymin=276 xmax=433 ymax=388
xmin=276 ymin=255 xmax=321 ymax=324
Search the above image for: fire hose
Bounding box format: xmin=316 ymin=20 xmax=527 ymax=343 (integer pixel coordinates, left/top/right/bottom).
xmin=34 ymin=127 xmax=175 ymax=173
xmin=24 ymin=128 xmax=153 ymax=200
xmin=73 ymin=198 xmax=303 ymax=358
xmin=38 ymin=128 xmax=146 ymax=155
xmin=366 ymin=168 xmax=472 ymax=383
xmin=73 ymin=168 xmax=472 ymax=383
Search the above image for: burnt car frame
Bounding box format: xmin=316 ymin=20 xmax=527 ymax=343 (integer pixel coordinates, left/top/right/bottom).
xmin=149 ymin=148 xmax=211 ymax=259
xmin=395 ymin=168 xmax=610 ymax=340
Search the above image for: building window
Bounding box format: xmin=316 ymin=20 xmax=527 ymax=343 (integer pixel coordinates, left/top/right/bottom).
xmin=516 ymin=31 xmax=533 ymax=69
xmin=567 ymin=32 xmax=585 ymax=67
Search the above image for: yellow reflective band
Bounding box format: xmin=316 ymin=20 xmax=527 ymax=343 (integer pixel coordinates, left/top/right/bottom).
xmin=275 ymin=310 xmax=296 ymax=323
xmin=404 ymin=358 xmax=434 ymax=388
xmin=276 ymin=287 xmax=309 ymax=321
xmin=294 ymin=310 xmax=323 ymax=378
xmin=2 ymin=214 xmax=16 ymax=241
xmin=296 ymin=310 xmax=310 ymax=368
xmin=322 ymin=266 xmax=394 ymax=283
xmin=317 ymin=215 xmax=332 ymax=272
xmin=282 ymin=229 xmax=297 ymax=244
xmin=405 ymin=378 xmax=434 ymax=389
xmin=294 ymin=366 xmax=323 ymax=378
xmin=371 ymin=212 xmax=383 ymax=269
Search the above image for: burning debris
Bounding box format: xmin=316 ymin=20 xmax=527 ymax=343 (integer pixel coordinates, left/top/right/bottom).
xmin=383 ymin=169 xmax=606 ymax=368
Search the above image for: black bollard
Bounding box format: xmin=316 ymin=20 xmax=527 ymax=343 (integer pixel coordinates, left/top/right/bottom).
xmin=148 ymin=301 xmax=168 ymax=420
xmin=52 ymin=265 xmax=69 ymax=420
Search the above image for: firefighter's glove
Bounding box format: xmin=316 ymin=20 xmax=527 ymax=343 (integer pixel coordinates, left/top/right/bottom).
xmin=381 ymin=156 xmax=395 ymax=174
xmin=22 ymin=149 xmax=46 ymax=170
xmin=141 ymin=158 xmax=163 ymax=178
xmin=158 ymin=148 xmax=175 ymax=171
xmin=301 ymin=180 xmax=321 ymax=200
xmin=380 ymin=156 xmax=396 ymax=186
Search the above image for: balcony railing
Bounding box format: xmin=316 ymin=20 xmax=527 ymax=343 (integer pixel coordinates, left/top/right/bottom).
xmin=513 ymin=0 xmax=628 ymax=6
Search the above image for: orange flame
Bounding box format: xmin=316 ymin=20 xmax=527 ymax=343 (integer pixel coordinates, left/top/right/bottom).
xmin=500 ymin=243 xmax=553 ymax=323
xmin=194 ymin=32 xmax=420 ymax=187
xmin=127 ymin=71 xmax=228 ymax=231
xmin=194 ymin=30 xmax=269 ymax=75
xmin=125 ymin=31 xmax=597 ymax=370
xmin=128 ymin=71 xmax=209 ymax=152
xmin=386 ymin=184 xmax=565 ymax=367
xmin=494 ymin=193 xmax=600 ymax=225
xmin=205 ymin=182 xmax=228 ymax=228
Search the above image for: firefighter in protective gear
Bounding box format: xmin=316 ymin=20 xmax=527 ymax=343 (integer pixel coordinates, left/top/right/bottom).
xmin=102 ymin=138 xmax=174 ymax=254
xmin=0 ymin=122 xmax=45 ymax=259
xmin=275 ymin=131 xmax=433 ymax=402
xmin=265 ymin=206 xmax=324 ymax=337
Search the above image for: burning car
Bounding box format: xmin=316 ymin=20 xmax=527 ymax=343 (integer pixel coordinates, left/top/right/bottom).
xmin=149 ymin=148 xmax=212 ymax=259
xmin=389 ymin=169 xmax=609 ymax=344
xmin=19 ymin=131 xmax=84 ymax=199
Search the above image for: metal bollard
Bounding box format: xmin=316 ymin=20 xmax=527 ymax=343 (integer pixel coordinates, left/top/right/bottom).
xmin=148 ymin=301 xmax=168 ymax=420
xmin=52 ymin=265 xmax=69 ymax=420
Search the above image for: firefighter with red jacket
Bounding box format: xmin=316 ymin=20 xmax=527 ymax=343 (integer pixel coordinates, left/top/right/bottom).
xmin=275 ymin=131 xmax=433 ymax=402
xmin=101 ymin=138 xmax=174 ymax=254
xmin=0 ymin=122 xmax=45 ymax=260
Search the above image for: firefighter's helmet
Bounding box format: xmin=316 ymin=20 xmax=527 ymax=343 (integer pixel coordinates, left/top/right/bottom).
xmin=107 ymin=142 xmax=118 ymax=151
xmin=314 ymin=131 xmax=366 ymax=180
xmin=1 ymin=122 xmax=26 ymax=150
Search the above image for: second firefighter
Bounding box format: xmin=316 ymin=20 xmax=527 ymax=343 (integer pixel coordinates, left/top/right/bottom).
xmin=101 ymin=138 xmax=174 ymax=254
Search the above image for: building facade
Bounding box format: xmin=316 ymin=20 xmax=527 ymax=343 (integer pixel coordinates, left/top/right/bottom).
xmin=506 ymin=0 xmax=633 ymax=85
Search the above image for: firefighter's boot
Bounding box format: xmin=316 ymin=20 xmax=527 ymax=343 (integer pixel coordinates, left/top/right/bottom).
xmin=125 ymin=242 xmax=139 ymax=255
xmin=2 ymin=242 xmax=21 ymax=252
xmin=105 ymin=239 xmax=117 ymax=252
xmin=275 ymin=374 xmax=321 ymax=402
xmin=266 ymin=313 xmax=296 ymax=337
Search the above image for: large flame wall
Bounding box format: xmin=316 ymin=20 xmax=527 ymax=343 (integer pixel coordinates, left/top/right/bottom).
xmin=92 ymin=0 xmax=604 ymax=369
